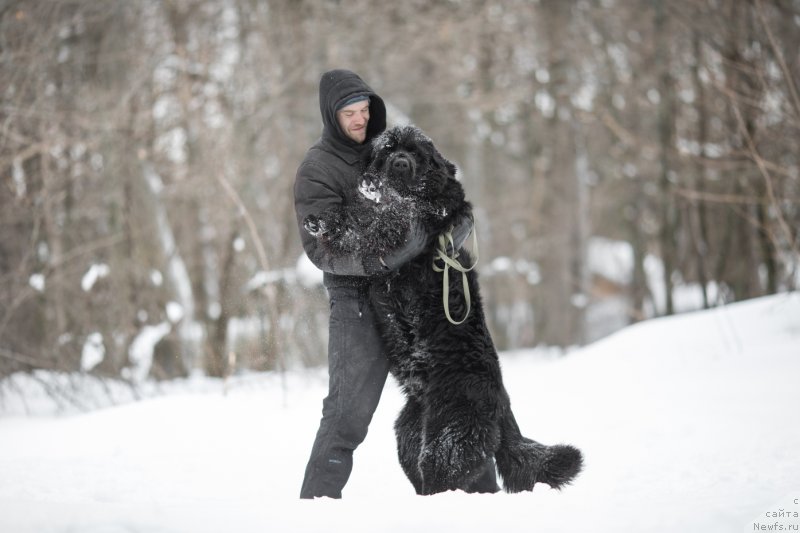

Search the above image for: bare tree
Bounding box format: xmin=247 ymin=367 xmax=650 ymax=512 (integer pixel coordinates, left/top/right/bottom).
xmin=2 ymin=0 xmax=798 ymax=391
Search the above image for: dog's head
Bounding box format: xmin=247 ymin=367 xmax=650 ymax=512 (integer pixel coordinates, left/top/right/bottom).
xmin=368 ymin=126 xmax=457 ymax=198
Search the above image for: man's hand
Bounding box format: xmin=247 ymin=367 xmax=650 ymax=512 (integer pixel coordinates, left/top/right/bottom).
xmin=380 ymin=219 xmax=430 ymax=270
xmin=446 ymin=214 xmax=474 ymax=255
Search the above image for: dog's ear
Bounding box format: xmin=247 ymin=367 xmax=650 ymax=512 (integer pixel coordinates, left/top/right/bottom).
xmin=368 ymin=129 xmax=398 ymax=173
xmin=431 ymin=147 xmax=457 ymax=179
xmin=368 ymin=140 xmax=394 ymax=173
xmin=445 ymin=160 xmax=458 ymax=178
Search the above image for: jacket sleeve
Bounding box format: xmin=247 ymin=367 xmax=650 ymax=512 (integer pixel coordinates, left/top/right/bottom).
xmin=294 ymin=161 xmax=385 ymax=276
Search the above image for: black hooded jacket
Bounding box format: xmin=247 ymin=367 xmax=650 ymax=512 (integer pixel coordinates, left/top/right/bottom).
xmin=294 ymin=70 xmax=388 ymax=288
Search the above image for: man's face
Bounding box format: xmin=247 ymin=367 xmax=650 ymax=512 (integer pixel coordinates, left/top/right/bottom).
xmin=336 ymin=100 xmax=370 ymax=144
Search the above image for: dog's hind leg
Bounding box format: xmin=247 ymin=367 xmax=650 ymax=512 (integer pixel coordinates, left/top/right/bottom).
xmin=463 ymin=456 xmax=500 ymax=494
xmin=394 ymin=395 xmax=424 ymax=494
xmin=417 ymin=381 xmax=501 ymax=495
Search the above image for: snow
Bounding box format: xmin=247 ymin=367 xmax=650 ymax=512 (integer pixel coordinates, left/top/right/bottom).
xmin=28 ymin=273 xmax=45 ymax=292
xmin=81 ymin=263 xmax=110 ymax=292
xmin=246 ymin=254 xmax=324 ymax=291
xmin=587 ymin=236 xmax=634 ymax=285
xmin=484 ymin=256 xmax=541 ymax=285
xmin=488 ymin=256 xmax=513 ymax=272
xmin=295 ymin=254 xmax=323 ymax=288
xmin=13 ymin=157 xmax=26 ymax=198
xmin=535 ymin=89 xmax=556 ymax=118
xmin=150 ymin=269 xmax=163 ymax=287
xmin=1 ymin=293 xmax=799 ymax=532
xmin=587 ymin=236 xmax=721 ymax=316
xmin=165 ymin=301 xmax=184 ymax=324
xmin=571 ymin=82 xmax=596 ymax=111
xmin=80 ymin=332 xmax=105 ymax=372
xmin=125 ymin=323 xmax=171 ymax=383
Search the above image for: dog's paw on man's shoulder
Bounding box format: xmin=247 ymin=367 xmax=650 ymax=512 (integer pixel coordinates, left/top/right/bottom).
xmin=303 ymin=214 xmax=328 ymax=237
xmin=358 ymin=173 xmax=383 ymax=203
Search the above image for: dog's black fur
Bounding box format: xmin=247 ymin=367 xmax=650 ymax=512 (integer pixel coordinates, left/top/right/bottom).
xmin=304 ymin=125 xmax=583 ymax=495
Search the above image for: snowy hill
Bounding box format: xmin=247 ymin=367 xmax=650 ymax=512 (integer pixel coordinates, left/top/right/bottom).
xmin=1 ymin=293 xmax=798 ymax=533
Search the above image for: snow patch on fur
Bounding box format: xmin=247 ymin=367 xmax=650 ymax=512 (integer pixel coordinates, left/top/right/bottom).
xmin=359 ymin=179 xmax=382 ymax=203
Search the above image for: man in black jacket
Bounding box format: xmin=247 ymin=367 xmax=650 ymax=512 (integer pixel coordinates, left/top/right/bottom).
xmin=294 ymin=69 xmax=478 ymax=499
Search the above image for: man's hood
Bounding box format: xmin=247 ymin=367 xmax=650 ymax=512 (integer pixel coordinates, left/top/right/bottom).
xmin=319 ymin=69 xmax=386 ymax=150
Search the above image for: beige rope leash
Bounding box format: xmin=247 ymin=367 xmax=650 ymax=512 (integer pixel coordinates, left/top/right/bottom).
xmin=432 ymin=224 xmax=479 ymax=325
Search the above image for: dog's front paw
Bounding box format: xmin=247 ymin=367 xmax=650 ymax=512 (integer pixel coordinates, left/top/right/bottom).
xmin=358 ymin=175 xmax=383 ymax=203
xmin=303 ymin=215 xmax=328 ymax=237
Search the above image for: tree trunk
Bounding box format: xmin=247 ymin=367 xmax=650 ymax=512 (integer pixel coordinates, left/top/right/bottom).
xmin=207 ymin=229 xmax=238 ymax=378
xmin=654 ymin=0 xmax=676 ymax=315
xmin=689 ymin=29 xmax=711 ymax=308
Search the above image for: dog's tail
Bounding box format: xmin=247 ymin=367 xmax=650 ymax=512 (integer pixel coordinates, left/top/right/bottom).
xmin=495 ymin=400 xmax=583 ymax=493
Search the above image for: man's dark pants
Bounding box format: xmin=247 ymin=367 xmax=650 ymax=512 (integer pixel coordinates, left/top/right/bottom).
xmin=300 ymin=286 xmax=389 ymax=499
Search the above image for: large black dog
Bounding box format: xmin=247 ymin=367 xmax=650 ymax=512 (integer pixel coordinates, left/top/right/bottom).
xmin=304 ymin=125 xmax=583 ymax=495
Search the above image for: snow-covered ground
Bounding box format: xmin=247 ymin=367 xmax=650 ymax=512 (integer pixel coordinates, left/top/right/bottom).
xmin=1 ymin=293 xmax=798 ymax=532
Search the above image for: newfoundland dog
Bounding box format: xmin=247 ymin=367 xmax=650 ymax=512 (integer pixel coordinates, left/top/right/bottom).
xmin=304 ymin=125 xmax=583 ymax=495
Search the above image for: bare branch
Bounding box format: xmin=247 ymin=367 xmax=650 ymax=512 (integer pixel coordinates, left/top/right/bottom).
xmin=731 ymin=102 xmax=799 ymax=258
xmin=755 ymin=0 xmax=800 ymax=120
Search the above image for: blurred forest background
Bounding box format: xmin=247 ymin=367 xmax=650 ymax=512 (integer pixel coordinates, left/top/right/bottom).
xmin=1 ymin=0 xmax=798 ymax=388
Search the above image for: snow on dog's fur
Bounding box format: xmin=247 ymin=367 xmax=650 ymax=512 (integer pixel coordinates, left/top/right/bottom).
xmin=304 ymin=125 xmax=583 ymax=494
